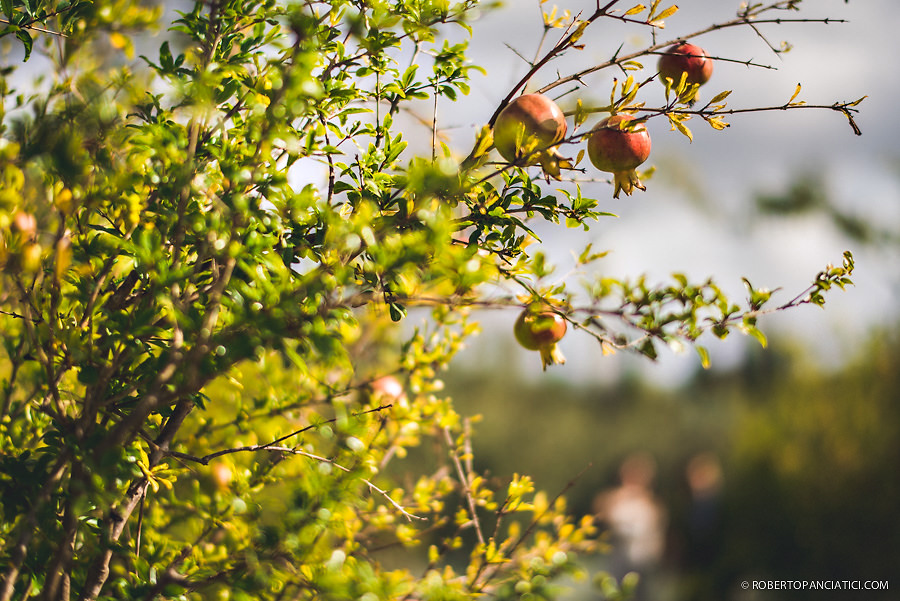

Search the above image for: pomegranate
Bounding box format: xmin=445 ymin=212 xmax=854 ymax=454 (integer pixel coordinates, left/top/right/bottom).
xmin=11 ymin=212 xmax=37 ymax=240
xmin=212 ymin=462 xmax=233 ymax=490
xmin=371 ymin=375 xmax=407 ymax=406
xmin=658 ymin=42 xmax=713 ymax=88
xmin=493 ymin=94 xmax=567 ymax=170
xmin=514 ymin=307 xmax=567 ymax=370
xmin=587 ymin=114 xmax=651 ymax=198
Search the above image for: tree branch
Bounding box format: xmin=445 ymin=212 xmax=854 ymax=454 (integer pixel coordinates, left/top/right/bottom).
xmin=78 ymin=397 xmax=196 ymax=601
xmin=164 ymin=404 xmax=394 ymax=465
xmin=0 ymin=452 xmax=71 ymax=601
xmin=443 ymin=424 xmax=485 ymax=546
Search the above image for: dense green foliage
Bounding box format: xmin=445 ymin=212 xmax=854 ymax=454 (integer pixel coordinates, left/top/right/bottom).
xmin=0 ymin=0 xmax=864 ymax=599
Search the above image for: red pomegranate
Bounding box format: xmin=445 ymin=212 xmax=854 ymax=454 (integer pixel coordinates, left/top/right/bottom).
xmin=514 ymin=307 xmax=567 ymax=370
xmin=658 ymin=42 xmax=713 ymax=88
xmin=493 ymin=94 xmax=567 ymax=169
xmin=587 ymin=114 xmax=652 ymax=198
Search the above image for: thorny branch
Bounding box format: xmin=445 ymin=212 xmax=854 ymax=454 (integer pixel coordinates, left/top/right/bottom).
xmin=488 ymin=1 xmax=624 ymax=127
xmin=535 ymin=16 xmax=846 ymax=96
xmin=163 ymin=404 xmax=395 ymax=465
xmin=638 ymin=99 xmax=865 ymax=136
xmin=483 ymin=0 xmax=850 ymax=135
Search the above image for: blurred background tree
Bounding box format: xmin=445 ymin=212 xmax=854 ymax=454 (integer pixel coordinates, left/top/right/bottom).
xmin=445 ymin=167 xmax=900 ymax=600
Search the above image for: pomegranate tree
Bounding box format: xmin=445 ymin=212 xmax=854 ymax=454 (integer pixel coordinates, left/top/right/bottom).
xmin=493 ymin=93 xmax=567 ymax=173
xmin=587 ymin=114 xmax=652 ymax=198
xmin=514 ymin=307 xmax=567 ymax=370
xmin=658 ymin=42 xmax=713 ymax=94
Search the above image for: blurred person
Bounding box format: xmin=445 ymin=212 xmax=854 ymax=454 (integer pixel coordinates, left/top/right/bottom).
xmin=685 ymin=452 xmax=724 ymax=566
xmin=593 ymin=452 xmax=668 ymax=600
xmin=672 ymin=452 xmax=725 ymax=601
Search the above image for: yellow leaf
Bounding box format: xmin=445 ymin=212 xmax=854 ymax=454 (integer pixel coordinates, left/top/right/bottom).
xmin=625 ymin=4 xmax=646 ymax=16
xmin=473 ymin=125 xmax=493 ymax=157
xmin=654 ymin=4 xmax=678 ymax=21
xmin=788 ymin=82 xmax=802 ymax=104
xmin=54 ymin=237 xmax=72 ymax=282
xmin=669 ymin=115 xmax=693 ymax=142
xmin=708 ymin=90 xmax=732 ymax=104
xmin=109 ymin=32 xmax=134 ymax=59
xmin=109 ymin=31 xmax=127 ymax=49
xmin=574 ymin=98 xmax=588 ymax=127
xmin=569 ymin=20 xmax=589 ymax=44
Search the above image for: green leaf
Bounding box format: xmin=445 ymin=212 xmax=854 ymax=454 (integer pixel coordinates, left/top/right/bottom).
xmin=77 ymin=364 xmax=100 ymax=385
xmin=389 ymin=302 xmax=407 ymax=322
xmin=639 ymin=339 xmax=658 ymax=360
xmin=16 ymin=28 xmax=32 ymax=61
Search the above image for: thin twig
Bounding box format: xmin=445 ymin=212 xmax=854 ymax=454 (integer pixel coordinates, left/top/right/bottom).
xmin=0 ymin=17 xmax=67 ymax=37
xmin=0 ymin=308 xmax=41 ymax=323
xmin=634 ymin=98 xmax=865 ymax=136
xmin=473 ymin=463 xmax=594 ymax=593
xmin=168 ymin=440 xmax=423 ymax=521
xmin=534 ymin=12 xmax=847 ymax=96
xmin=292 ymin=448 xmax=424 ymax=521
xmin=164 ymin=404 xmax=394 ymax=464
xmin=443 ymin=425 xmax=485 ymax=546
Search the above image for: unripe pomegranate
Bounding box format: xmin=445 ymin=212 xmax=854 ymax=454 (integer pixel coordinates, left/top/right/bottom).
xmin=514 ymin=307 xmax=567 ymax=370
xmin=19 ymin=242 xmax=42 ymax=273
xmin=493 ymin=94 xmax=567 ymax=170
xmin=587 ymin=114 xmax=652 ymax=198
xmin=658 ymin=42 xmax=713 ymax=88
